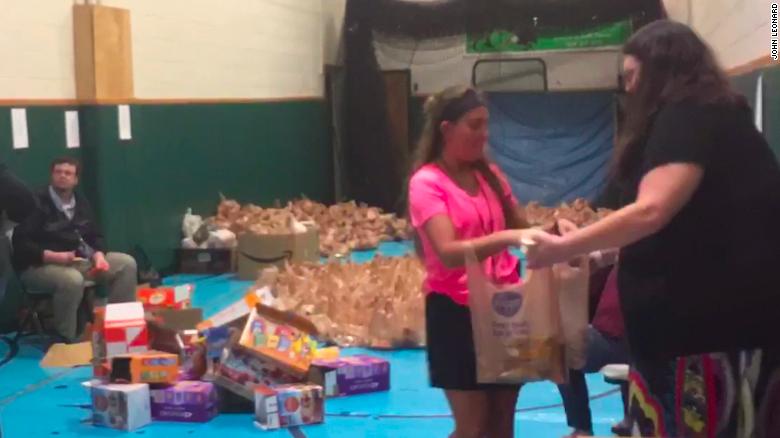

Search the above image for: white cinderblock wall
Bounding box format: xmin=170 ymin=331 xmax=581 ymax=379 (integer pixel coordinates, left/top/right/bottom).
xmin=0 ymin=0 xmax=76 ymax=99
xmin=0 ymin=0 xmax=326 ymax=99
xmin=664 ymin=0 xmax=773 ymax=70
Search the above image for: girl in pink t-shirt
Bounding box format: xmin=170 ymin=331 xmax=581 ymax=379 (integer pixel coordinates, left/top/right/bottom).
xmin=408 ymin=86 xmax=531 ymax=438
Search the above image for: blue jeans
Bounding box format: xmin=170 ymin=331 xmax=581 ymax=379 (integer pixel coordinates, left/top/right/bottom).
xmin=557 ymin=326 xmax=630 ymax=432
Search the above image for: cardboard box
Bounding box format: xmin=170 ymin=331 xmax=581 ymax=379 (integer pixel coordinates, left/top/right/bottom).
xmin=215 ymin=304 xmax=319 ymax=400
xmin=214 ymin=344 xmax=305 ymax=401
xmin=104 ymin=302 xmax=148 ymax=358
xmin=150 ymin=381 xmax=218 ymax=423
xmin=237 ymin=305 xmax=320 ymax=377
xmin=146 ymin=308 xmax=204 ymax=380
xmin=236 ymin=223 xmax=319 ymax=280
xmin=41 ymin=341 xmax=93 ymax=368
xmin=91 ymin=383 xmax=151 ymax=431
xmin=196 ymin=287 xmax=273 ymax=331
xmin=110 ymin=351 xmax=179 ymax=384
xmin=91 ymin=307 xmax=111 ymax=379
xmin=314 ymin=346 xmax=340 ymax=361
xmin=137 ymin=284 xmax=193 ymax=310
xmin=254 ymin=384 xmax=324 ymax=430
xmin=177 ymin=248 xmax=236 ymax=274
xmin=149 ymin=308 xmax=204 ymax=333
xmin=309 ymin=355 xmax=390 ymax=397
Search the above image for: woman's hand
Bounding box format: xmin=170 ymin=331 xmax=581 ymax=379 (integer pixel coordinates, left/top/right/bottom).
xmin=521 ymin=229 xmax=572 ymax=269
xmin=556 ymin=218 xmax=578 ymax=235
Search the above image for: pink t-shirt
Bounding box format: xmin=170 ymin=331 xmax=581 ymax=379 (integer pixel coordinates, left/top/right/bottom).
xmin=408 ymin=163 xmax=521 ymax=306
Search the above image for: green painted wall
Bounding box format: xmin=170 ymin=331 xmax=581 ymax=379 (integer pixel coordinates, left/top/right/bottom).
xmin=0 ymin=100 xmax=333 ymax=330
xmin=80 ymin=101 xmax=334 ymax=271
xmin=0 ymin=105 xmax=86 ymax=188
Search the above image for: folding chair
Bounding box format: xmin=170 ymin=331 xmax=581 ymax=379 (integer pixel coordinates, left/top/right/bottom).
xmin=13 ymin=273 xmax=96 ymax=344
xmin=6 ymin=228 xmax=96 ymax=343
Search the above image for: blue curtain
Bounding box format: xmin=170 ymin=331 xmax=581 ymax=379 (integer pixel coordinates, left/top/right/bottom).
xmin=487 ymin=91 xmax=615 ymax=206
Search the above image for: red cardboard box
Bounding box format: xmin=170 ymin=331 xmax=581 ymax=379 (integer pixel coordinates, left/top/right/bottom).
xmin=104 ymin=302 xmax=148 ymax=358
xmin=137 ymin=284 xmax=193 ymax=310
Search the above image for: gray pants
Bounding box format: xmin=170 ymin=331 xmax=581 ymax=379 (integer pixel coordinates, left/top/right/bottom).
xmin=20 ymin=252 xmax=137 ymax=341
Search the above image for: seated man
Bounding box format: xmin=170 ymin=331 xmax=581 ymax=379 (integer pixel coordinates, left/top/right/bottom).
xmin=12 ymin=156 xmax=137 ymax=342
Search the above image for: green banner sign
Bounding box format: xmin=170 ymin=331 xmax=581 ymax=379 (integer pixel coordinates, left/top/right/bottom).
xmin=467 ymin=20 xmax=632 ymax=54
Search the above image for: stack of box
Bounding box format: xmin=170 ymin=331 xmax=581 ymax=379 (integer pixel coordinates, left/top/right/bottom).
xmin=90 ymin=302 xmax=154 ymax=432
xmin=215 ymin=305 xmax=319 ymax=391
xmin=89 ymin=295 xmax=216 ymax=431
xmin=91 ymin=302 xmax=150 ymax=380
xmin=205 ymin=303 xmax=395 ymax=430
xmin=86 ymin=286 xmax=394 ymax=433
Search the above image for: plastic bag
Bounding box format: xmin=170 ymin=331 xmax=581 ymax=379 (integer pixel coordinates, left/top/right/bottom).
xmin=554 ymin=255 xmax=590 ymax=370
xmin=208 ymin=229 xmax=237 ymax=249
xmin=467 ymin=247 xmax=566 ymax=384
xmin=182 ymin=208 xmax=203 ymax=239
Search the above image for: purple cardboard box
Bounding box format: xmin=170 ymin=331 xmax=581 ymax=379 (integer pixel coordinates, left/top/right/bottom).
xmin=308 ymin=355 xmax=390 ymax=397
xmin=150 ymin=381 xmax=218 ymax=423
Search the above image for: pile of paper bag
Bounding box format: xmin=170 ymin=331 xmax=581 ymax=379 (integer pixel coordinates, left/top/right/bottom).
xmin=265 ymin=256 xmax=426 ymax=349
xmin=209 ymin=197 xmax=411 ymax=256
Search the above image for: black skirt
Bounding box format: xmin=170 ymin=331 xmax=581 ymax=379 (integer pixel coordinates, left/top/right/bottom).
xmin=426 ymin=292 xmax=521 ymax=391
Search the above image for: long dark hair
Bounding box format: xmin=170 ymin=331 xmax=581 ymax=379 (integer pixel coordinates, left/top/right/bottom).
xmin=410 ymin=86 xmax=525 ymax=233
xmin=616 ymin=20 xmax=747 ymax=181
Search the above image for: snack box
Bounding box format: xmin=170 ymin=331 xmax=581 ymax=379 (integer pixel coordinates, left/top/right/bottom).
xmin=309 ymin=355 xmax=390 ymax=397
xmin=150 ymin=381 xmax=218 ymax=423
xmin=91 ymin=383 xmax=151 ymax=431
xmin=254 ymin=383 xmax=324 ymax=430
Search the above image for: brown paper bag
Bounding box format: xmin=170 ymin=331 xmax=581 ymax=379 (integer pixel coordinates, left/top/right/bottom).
xmin=554 ymin=255 xmax=590 ymax=370
xmin=467 ymin=247 xmax=565 ymax=384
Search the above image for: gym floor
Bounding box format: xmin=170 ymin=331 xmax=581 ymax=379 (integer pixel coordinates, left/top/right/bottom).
xmin=0 ymin=244 xmax=624 ymax=437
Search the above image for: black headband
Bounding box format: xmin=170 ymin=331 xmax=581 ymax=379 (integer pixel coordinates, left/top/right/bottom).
xmin=440 ymin=89 xmax=485 ymax=122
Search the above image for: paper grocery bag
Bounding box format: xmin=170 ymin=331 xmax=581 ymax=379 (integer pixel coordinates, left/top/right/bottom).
xmin=466 ymin=247 xmax=565 ymax=385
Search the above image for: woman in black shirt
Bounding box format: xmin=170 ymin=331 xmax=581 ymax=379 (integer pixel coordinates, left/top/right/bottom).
xmin=525 ymin=20 xmax=780 ymax=437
